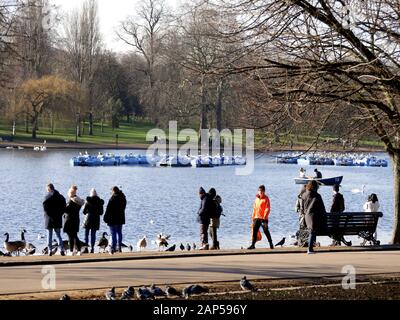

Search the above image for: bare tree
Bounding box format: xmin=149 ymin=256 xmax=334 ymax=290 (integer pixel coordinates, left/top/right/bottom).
xmin=217 ymin=0 xmax=400 ymax=243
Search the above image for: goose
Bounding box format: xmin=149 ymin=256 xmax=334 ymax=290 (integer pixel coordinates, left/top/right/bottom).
xmin=351 ymin=184 xmax=366 ymax=194
xmin=137 ymin=236 xmax=147 ymax=251
xmin=240 ymin=276 xmax=257 ymax=292
xmin=20 ymin=229 xmax=27 ymax=250
xmin=4 ymin=233 xmax=26 ymax=256
xmin=97 ymin=232 xmax=109 ymax=252
xmin=121 ymin=286 xmax=135 ymax=300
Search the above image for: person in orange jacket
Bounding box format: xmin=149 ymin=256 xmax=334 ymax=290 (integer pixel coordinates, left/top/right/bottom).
xmin=247 ymin=185 xmax=274 ymax=249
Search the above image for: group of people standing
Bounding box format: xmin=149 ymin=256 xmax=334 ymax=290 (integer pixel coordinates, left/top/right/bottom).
xmin=43 ymin=183 xmax=126 ymax=256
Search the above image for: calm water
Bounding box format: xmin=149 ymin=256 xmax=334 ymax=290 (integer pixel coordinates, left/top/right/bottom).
xmin=0 ymin=149 xmax=394 ymax=251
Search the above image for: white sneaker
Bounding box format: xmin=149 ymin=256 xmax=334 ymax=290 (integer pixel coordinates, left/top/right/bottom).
xmin=67 ymin=252 xmax=74 ymax=256
xmin=77 ymin=252 xmax=81 ymax=256
xmin=307 ymin=250 xmax=316 ymax=254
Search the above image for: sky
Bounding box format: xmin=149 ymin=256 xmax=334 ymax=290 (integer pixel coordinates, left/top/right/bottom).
xmin=51 ymin=0 xmax=180 ymax=52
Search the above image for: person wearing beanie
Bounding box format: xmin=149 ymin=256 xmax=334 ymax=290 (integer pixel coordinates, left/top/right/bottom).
xmin=83 ymin=188 xmax=105 ymax=253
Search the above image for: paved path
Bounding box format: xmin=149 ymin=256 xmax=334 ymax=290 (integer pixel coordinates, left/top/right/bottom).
xmin=0 ymin=250 xmax=399 ymax=295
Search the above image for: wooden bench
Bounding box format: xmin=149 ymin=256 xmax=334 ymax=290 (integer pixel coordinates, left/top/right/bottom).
xmin=317 ymin=212 xmax=383 ymax=246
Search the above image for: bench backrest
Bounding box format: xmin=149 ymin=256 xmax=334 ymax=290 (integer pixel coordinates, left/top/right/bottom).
xmin=322 ymin=212 xmax=383 ymax=236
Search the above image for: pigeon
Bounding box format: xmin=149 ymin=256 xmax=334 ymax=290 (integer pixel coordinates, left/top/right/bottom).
xmin=180 ymin=243 xmax=185 ymax=251
xmin=60 ymin=294 xmax=71 ymax=300
xmin=128 ymin=245 xmax=133 ymax=252
xmin=166 ymin=244 xmax=176 ymax=252
xmin=240 ymin=276 xmax=257 ymax=292
xmin=97 ymin=232 xmax=109 ymax=252
xmin=275 ymin=237 xmax=286 ymax=247
xmin=105 ymin=287 xmax=116 ymax=300
xmin=150 ymin=284 xmax=165 ymax=297
xmin=192 ymin=243 xmax=197 ymax=250
xmin=121 ymin=286 xmax=135 ymax=300
xmin=42 ymin=240 xmax=58 ymax=256
xmin=137 ymin=287 xmax=154 ymax=300
xmin=166 ymin=286 xmax=181 ymax=297
xmin=186 ymin=243 xmax=191 ymax=251
xmin=25 ymin=243 xmax=36 ymax=255
xmin=137 ymin=236 xmax=147 ymax=251
xmin=182 ymin=285 xmax=209 ymax=299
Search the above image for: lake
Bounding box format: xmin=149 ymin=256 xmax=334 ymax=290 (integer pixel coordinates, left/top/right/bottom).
xmin=0 ymin=148 xmax=394 ymax=251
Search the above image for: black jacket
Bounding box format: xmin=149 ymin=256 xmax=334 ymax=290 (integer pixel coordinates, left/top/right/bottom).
xmin=330 ymin=192 xmax=345 ymax=213
xmin=302 ymin=190 xmax=327 ymax=232
xmin=83 ymin=196 xmax=104 ymax=230
xmin=104 ymin=191 xmax=127 ymax=226
xmin=197 ymin=193 xmax=216 ymax=224
xmin=43 ymin=190 xmax=66 ymax=229
xmin=63 ymin=197 xmax=83 ymax=233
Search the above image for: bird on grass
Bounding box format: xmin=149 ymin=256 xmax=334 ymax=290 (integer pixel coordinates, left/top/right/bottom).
xmin=186 ymin=243 xmax=191 ymax=251
xmin=137 ymin=287 xmax=154 ymax=300
xmin=275 ymin=237 xmax=286 ymax=247
xmin=166 ymin=244 xmax=176 ymax=252
xmin=166 ymin=286 xmax=181 ymax=298
xmin=105 ymin=287 xmax=116 ymax=300
xmin=240 ymin=276 xmax=257 ymax=292
xmin=121 ymin=286 xmax=135 ymax=300
xmin=150 ymin=284 xmax=165 ymax=297
xmin=60 ymin=294 xmax=71 ymax=300
xmin=182 ymin=285 xmax=209 ymax=299
xmin=179 ymin=243 xmax=185 ymax=251
xmin=137 ymin=236 xmax=147 ymax=251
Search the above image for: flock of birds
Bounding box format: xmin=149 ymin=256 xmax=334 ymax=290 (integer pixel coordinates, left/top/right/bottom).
xmin=59 ymin=276 xmax=258 ymax=300
xmin=1 ymin=230 xmax=203 ymax=257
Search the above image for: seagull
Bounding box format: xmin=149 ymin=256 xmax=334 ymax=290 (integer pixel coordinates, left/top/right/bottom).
xmin=180 ymin=243 xmax=185 ymax=251
xmin=351 ymin=184 xmax=366 ymax=194
xmin=240 ymin=276 xmax=257 ymax=292
xmin=193 ymin=243 xmax=197 ymax=250
xmin=150 ymin=284 xmax=165 ymax=297
xmin=60 ymin=294 xmax=71 ymax=300
xmin=166 ymin=244 xmax=176 ymax=252
xmin=137 ymin=236 xmax=147 ymax=251
xmin=97 ymin=232 xmax=109 ymax=252
xmin=186 ymin=243 xmax=191 ymax=251
xmin=182 ymin=285 xmax=208 ymax=299
xmin=137 ymin=287 xmax=154 ymax=300
xmin=121 ymin=286 xmax=135 ymax=300
xmin=166 ymin=286 xmax=181 ymax=297
xmin=105 ymin=287 xmax=116 ymax=300
xmin=275 ymin=237 xmax=286 ymax=247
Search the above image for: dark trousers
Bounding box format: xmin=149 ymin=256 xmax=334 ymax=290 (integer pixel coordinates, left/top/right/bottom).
xmin=200 ymin=224 xmax=209 ymax=245
xmin=308 ymin=231 xmax=317 ymax=252
xmin=85 ymin=228 xmax=97 ymax=248
xmin=209 ymin=226 xmax=218 ymax=247
xmin=67 ymin=232 xmax=81 ymax=252
xmin=252 ymin=219 xmax=273 ymax=246
xmin=109 ymin=225 xmax=123 ymax=252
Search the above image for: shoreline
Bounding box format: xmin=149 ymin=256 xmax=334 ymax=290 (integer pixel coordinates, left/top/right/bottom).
xmin=0 ymin=140 xmax=386 ymax=153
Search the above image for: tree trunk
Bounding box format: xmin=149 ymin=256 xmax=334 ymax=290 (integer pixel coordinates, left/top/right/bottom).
xmin=200 ymin=75 xmax=208 ymax=131
xmin=50 ymin=114 xmax=54 ymax=135
xmin=88 ymin=112 xmax=93 ymax=135
xmin=391 ymin=151 xmax=400 ymax=244
xmin=216 ymin=79 xmax=223 ymax=132
xmin=31 ymin=117 xmax=38 ymax=139
xmin=25 ymin=112 xmax=29 ymax=134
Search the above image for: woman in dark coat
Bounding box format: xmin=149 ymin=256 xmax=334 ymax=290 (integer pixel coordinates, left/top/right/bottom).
xmin=63 ymin=185 xmax=85 ymax=255
xmin=301 ymin=180 xmax=327 ymax=254
xmin=83 ymin=188 xmax=104 ymax=253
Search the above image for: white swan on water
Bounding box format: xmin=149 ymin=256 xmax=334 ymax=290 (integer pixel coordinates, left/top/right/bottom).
xmin=351 ymin=184 xmax=366 ymax=194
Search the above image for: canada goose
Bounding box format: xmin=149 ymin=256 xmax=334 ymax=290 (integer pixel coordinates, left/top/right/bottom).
xmin=137 ymin=236 xmax=147 ymax=251
xmin=97 ymin=232 xmax=108 ymax=252
xmin=3 ymin=233 xmax=26 ymax=256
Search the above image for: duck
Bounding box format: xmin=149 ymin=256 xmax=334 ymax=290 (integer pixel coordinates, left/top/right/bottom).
xmin=137 ymin=236 xmax=147 ymax=251
xmin=97 ymin=232 xmax=109 ymax=252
